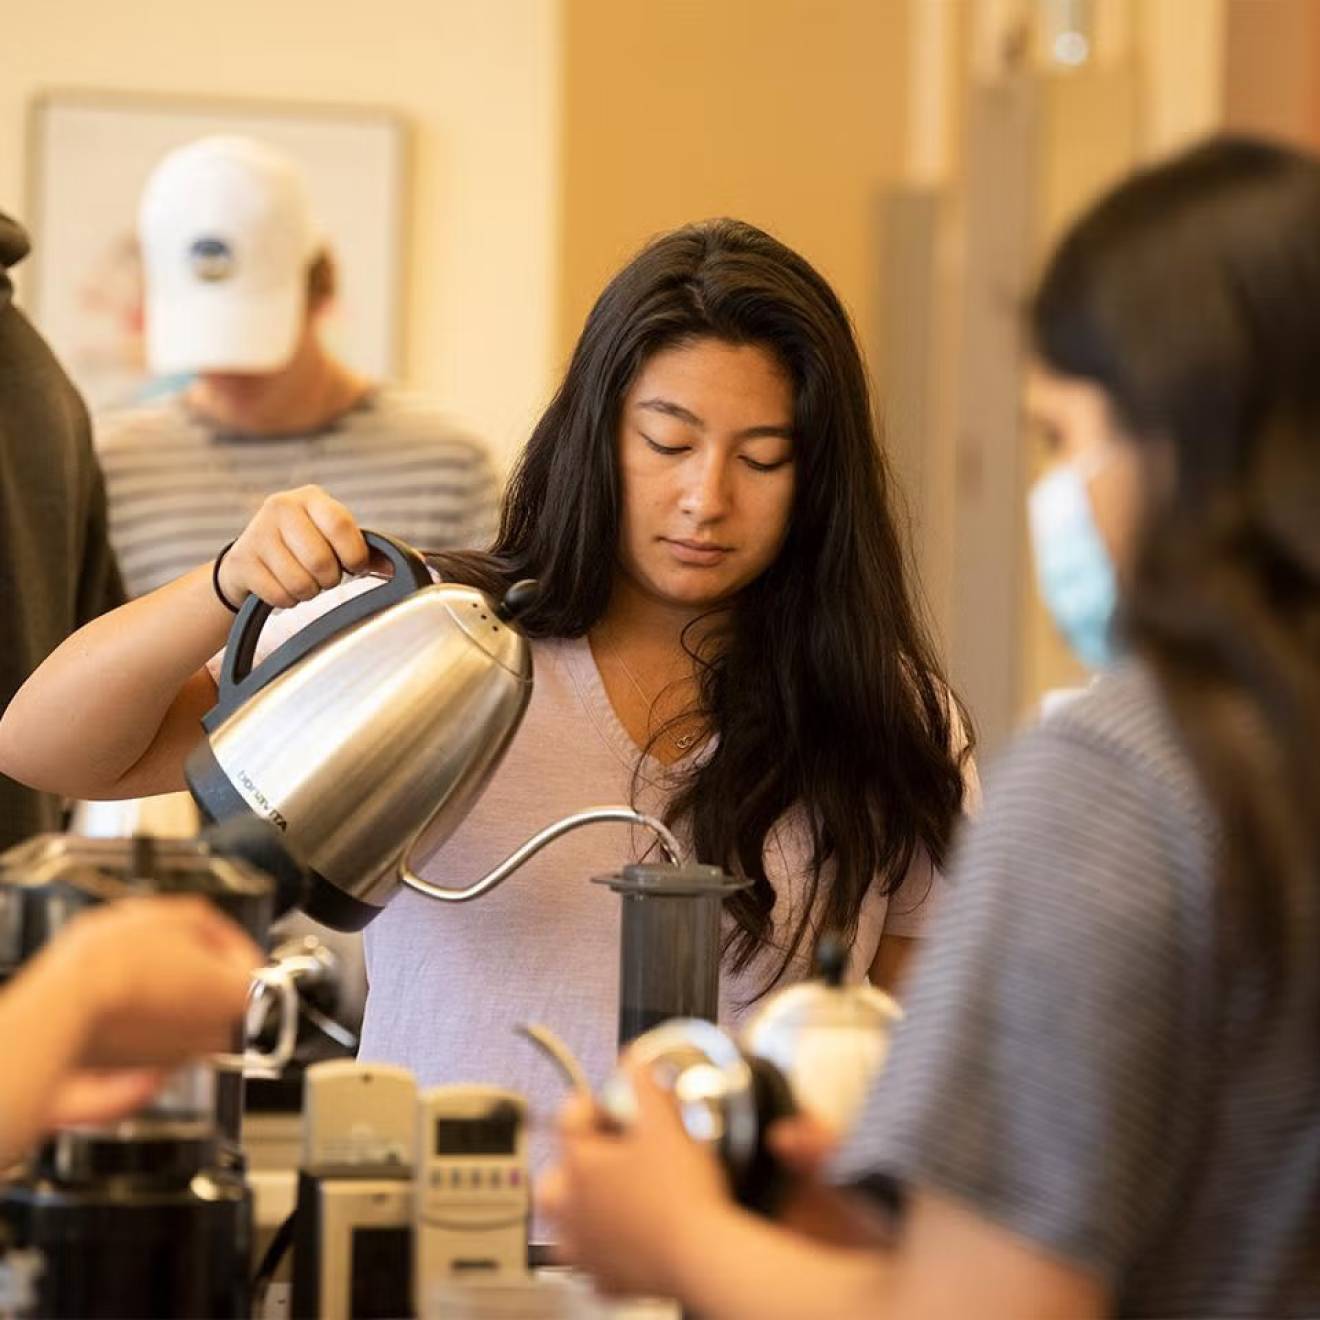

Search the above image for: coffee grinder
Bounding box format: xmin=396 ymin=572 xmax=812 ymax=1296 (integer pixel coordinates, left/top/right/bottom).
xmin=0 ymin=825 xmax=302 ymax=1319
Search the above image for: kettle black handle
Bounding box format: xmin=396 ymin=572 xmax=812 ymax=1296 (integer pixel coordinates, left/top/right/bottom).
xmin=208 ymin=531 xmax=432 ymax=728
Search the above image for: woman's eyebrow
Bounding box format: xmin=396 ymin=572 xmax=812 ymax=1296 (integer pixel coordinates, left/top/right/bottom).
xmin=637 ymin=397 xmax=703 ymax=427
xmin=636 ymin=398 xmax=794 ymax=441
xmin=734 ymin=424 xmax=795 ymax=441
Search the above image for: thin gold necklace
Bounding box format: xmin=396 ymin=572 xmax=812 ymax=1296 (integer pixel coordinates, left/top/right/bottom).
xmin=597 ymin=629 xmax=701 ymax=753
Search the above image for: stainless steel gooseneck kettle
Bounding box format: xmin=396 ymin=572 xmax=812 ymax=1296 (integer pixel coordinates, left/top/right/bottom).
xmin=185 ymin=532 xmax=681 ymax=931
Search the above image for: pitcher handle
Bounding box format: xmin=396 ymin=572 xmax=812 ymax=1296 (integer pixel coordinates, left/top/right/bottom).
xmin=206 ymin=531 xmax=432 ymax=729
xmin=212 ymin=962 xmax=300 ymax=1074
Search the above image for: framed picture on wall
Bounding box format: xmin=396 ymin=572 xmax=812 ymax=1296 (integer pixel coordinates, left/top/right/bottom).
xmin=24 ymin=89 xmax=408 ymax=411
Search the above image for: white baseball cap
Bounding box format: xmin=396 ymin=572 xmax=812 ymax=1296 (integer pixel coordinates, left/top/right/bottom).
xmin=139 ymin=135 xmax=318 ymax=374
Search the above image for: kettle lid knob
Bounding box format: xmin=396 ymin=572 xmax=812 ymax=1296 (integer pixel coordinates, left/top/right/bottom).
xmin=496 ymin=579 xmax=539 ymax=624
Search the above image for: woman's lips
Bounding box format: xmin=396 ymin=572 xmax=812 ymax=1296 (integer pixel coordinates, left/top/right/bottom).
xmin=661 ymin=538 xmax=733 ymax=566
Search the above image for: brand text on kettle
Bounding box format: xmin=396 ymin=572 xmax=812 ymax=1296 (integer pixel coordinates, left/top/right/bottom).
xmin=237 ymin=771 xmax=288 ymax=831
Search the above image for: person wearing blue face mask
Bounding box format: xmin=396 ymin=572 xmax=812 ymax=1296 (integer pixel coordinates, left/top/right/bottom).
xmin=1026 ymin=436 xmax=1123 ymax=670
xmin=542 ymin=135 xmax=1320 ymax=1319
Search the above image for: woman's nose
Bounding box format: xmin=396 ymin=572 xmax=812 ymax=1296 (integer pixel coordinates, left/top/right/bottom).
xmin=678 ymin=453 xmax=731 ymax=522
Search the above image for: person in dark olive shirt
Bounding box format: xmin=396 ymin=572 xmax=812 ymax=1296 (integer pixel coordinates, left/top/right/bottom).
xmin=0 ymin=213 xmax=124 ymax=850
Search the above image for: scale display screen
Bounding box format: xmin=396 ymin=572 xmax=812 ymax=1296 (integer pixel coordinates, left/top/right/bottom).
xmin=434 ymin=1110 xmax=518 ymax=1157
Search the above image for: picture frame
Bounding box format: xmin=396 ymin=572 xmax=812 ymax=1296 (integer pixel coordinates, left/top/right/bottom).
xmin=23 ymin=88 xmax=409 ymax=411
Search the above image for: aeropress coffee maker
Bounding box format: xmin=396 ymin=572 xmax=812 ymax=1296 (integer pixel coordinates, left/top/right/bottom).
xmin=0 ymin=821 xmax=304 ymax=1319
xmin=595 ymin=862 xmax=747 ymax=1045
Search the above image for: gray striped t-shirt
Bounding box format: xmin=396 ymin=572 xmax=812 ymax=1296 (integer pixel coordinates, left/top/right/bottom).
xmin=95 ymin=389 xmax=499 ymax=596
xmin=833 ymin=661 xmax=1320 ymax=1317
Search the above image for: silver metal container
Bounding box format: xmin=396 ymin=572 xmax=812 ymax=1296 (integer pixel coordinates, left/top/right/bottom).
xmin=186 ymin=535 xmax=535 ymax=930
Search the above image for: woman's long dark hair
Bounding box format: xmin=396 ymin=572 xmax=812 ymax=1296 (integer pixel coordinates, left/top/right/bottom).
xmin=431 ymin=218 xmax=970 ymax=990
xmin=1031 ymin=137 xmax=1320 ymax=986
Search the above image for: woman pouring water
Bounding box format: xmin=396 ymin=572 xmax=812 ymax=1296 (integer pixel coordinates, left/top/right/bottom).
xmin=0 ymin=219 xmax=975 ymax=1173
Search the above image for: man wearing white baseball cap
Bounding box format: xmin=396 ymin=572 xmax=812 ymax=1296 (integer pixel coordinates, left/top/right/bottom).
xmin=139 ymin=135 xmax=318 ymax=378
xmin=97 ymin=134 xmax=498 ymax=598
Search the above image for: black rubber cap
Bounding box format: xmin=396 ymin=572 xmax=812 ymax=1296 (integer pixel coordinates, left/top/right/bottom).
xmin=299 ymin=870 xmax=382 ymax=933
xmin=201 ymin=816 xmax=307 ymax=919
xmin=815 ymin=931 xmax=847 ymax=987
xmin=495 ymin=579 xmax=539 ymax=623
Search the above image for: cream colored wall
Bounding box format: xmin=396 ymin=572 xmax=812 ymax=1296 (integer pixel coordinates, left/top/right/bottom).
xmin=0 ymin=0 xmax=561 ymax=465
xmin=1136 ymin=0 xmax=1226 ymax=157
xmin=557 ymin=0 xmax=910 ymax=377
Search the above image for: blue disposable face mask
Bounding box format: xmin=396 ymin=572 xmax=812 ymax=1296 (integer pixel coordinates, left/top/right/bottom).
xmin=1027 ymin=455 xmax=1120 ymax=670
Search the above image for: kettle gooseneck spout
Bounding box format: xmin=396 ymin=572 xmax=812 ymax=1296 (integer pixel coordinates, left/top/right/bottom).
xmin=398 ymin=806 xmax=683 ymax=903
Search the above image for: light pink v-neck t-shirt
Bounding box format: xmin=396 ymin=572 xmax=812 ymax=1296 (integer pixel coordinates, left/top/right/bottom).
xmin=211 ymin=580 xmax=964 ymax=1174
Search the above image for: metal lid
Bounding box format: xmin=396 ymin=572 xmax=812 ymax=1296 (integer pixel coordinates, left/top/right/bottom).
xmin=0 ymin=833 xmax=279 ymax=975
xmin=440 ymin=583 xmax=533 ymax=680
xmin=592 ymin=862 xmax=749 ymax=897
xmin=0 ymin=833 xmax=271 ymax=898
xmin=743 ymin=932 xmax=902 ymax=1040
xmin=743 ymin=978 xmax=902 ymax=1040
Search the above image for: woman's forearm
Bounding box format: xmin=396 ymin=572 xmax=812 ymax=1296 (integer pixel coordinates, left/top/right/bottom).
xmin=0 ymin=564 xmax=231 ymax=799
xmin=666 ymin=1201 xmax=892 ymax=1320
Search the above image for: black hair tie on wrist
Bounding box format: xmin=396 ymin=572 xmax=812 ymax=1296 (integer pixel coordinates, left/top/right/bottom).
xmin=213 ymin=540 xmax=241 ymax=613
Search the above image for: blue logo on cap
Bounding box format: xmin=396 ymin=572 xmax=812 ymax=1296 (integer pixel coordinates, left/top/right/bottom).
xmin=189 ymin=236 xmax=235 ymax=282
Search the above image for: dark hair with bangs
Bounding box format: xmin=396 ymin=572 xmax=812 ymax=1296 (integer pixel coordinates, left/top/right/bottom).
xmin=430 ymin=218 xmax=971 ymax=992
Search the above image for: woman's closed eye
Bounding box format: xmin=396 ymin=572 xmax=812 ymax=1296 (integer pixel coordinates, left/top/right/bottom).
xmin=740 ymin=454 xmax=792 ymax=473
xmin=640 ymin=430 xmax=792 ymax=470
xmin=642 ymin=434 xmax=691 ymax=457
